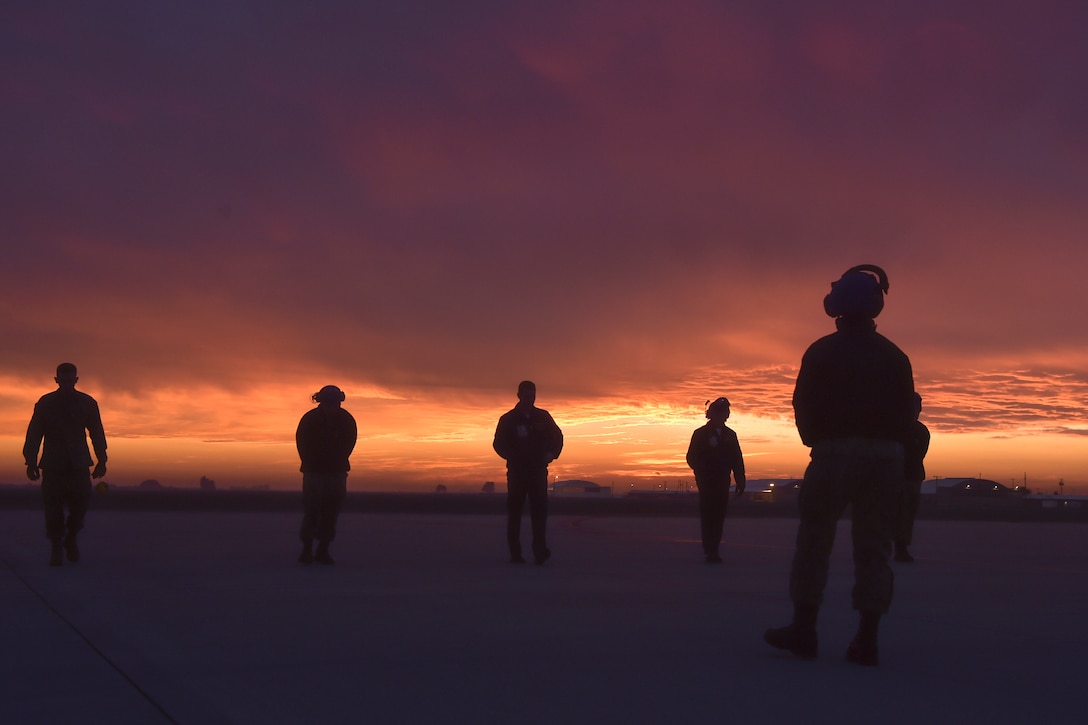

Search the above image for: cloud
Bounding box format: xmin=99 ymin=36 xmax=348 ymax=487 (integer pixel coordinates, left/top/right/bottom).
xmin=4 ymin=1 xmax=1088 ymax=489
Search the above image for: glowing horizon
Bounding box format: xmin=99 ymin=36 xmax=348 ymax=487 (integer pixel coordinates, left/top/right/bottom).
xmin=3 ymin=3 xmax=1087 ymax=495
xmin=4 ymin=367 xmax=1086 ymax=495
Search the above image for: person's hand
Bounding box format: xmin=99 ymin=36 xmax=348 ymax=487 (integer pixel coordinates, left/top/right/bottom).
xmin=92 ymin=461 xmax=107 ymax=479
xmin=735 ymin=483 xmax=745 ymax=498
xmin=26 ymin=465 xmax=40 ymax=481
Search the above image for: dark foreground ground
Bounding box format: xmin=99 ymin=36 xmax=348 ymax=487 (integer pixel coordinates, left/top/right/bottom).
xmin=2 ymin=506 xmax=1086 ymax=724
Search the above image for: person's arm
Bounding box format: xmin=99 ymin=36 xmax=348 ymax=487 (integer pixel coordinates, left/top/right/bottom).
xmin=343 ymin=411 xmax=359 ymax=460
xmin=685 ymin=429 xmax=702 ymax=472
xmin=546 ymin=412 xmax=563 ymax=462
xmin=730 ymin=433 xmax=746 ymax=496
xmin=295 ymin=415 xmax=311 ymax=466
xmin=88 ymin=400 xmax=108 ymax=478
xmin=493 ymin=414 xmax=512 ymax=460
xmin=792 ymin=350 xmax=822 ymax=447
xmin=23 ymin=404 xmax=43 ymax=481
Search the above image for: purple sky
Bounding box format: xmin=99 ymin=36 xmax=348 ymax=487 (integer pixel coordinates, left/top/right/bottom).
xmin=3 ymin=2 xmax=1088 ymax=491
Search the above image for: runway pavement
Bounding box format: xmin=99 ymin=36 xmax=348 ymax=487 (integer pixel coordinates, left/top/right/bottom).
xmin=2 ymin=509 xmax=1085 ymax=724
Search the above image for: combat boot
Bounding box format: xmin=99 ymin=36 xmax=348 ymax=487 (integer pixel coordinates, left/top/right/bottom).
xmin=845 ymin=636 xmax=879 ymax=666
xmin=763 ymin=625 xmax=818 ymax=659
xmin=314 ymin=542 xmax=335 ymax=565
xmin=298 ymin=540 xmax=314 ymax=564
xmin=63 ymin=534 xmax=80 ymax=563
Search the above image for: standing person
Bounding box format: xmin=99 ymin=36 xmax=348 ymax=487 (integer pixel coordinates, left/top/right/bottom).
xmin=686 ymin=397 xmax=746 ymax=563
xmin=296 ymin=385 xmax=358 ymax=565
xmin=764 ymin=265 xmax=916 ymax=667
xmin=493 ymin=381 xmax=563 ymax=565
xmin=23 ymin=362 xmax=108 ymax=567
xmin=894 ymin=393 xmax=931 ymax=562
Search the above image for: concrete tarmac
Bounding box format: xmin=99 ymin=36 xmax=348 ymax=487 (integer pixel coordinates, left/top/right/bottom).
xmin=2 ymin=510 xmax=1085 ymax=724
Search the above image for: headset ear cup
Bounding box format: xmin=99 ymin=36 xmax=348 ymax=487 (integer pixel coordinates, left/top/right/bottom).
xmin=823 ymin=290 xmax=837 ymax=317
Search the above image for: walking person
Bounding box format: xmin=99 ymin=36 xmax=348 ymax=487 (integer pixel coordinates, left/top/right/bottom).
xmin=23 ymin=363 xmax=108 ymax=566
xmin=764 ymin=265 xmax=916 ymax=666
xmin=493 ymin=381 xmax=563 ymax=565
xmin=686 ymin=396 xmax=746 ymax=563
xmin=296 ymin=385 xmax=358 ymax=565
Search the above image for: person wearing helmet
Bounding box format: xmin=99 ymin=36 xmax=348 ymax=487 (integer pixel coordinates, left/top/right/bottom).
xmin=764 ymin=265 xmax=916 ymax=667
xmin=686 ymin=397 xmax=746 ymax=563
xmin=296 ymin=385 xmax=358 ymax=565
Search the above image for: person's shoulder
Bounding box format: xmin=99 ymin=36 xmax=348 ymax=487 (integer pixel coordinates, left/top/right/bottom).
xmin=807 ymin=331 xmax=838 ymax=346
xmin=804 ymin=331 xmax=841 ymax=351
xmin=873 ymin=333 xmax=912 ymax=365
xmin=36 ymin=389 xmax=91 ymax=406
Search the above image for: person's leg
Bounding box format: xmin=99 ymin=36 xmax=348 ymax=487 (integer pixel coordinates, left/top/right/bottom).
xmin=847 ymin=454 xmax=901 ymax=666
xmin=61 ymin=470 xmax=92 ymax=562
xmin=767 ymin=452 xmax=849 ymax=658
xmin=40 ymin=470 xmax=65 ymax=566
xmin=314 ymin=474 xmax=347 ymax=564
xmin=299 ymin=474 xmax=319 ymax=563
xmin=698 ymin=482 xmax=726 ymax=561
xmin=789 ymin=455 xmax=850 ymax=610
xmin=526 ymin=471 xmax=550 ymax=564
xmin=506 ymin=475 xmax=527 ymax=562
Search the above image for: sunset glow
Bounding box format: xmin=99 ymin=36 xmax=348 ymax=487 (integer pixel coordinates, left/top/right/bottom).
xmin=3 ymin=2 xmax=1087 ymax=494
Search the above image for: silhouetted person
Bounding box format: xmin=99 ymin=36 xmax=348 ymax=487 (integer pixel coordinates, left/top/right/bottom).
xmin=23 ymin=362 xmax=108 ymax=566
xmin=296 ymin=385 xmax=357 ymax=565
xmin=493 ymin=381 xmax=563 ymax=565
xmin=686 ymin=396 xmax=746 ymax=563
xmin=764 ymin=265 xmax=916 ymax=667
xmin=894 ymin=393 xmax=930 ymax=562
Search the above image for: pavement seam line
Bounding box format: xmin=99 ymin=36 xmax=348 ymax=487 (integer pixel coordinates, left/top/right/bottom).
xmin=1 ymin=557 xmax=181 ymax=725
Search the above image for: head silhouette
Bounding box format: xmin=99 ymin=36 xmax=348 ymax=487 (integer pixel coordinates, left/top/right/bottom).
xmin=823 ymin=264 xmax=889 ymax=320
xmin=517 ymin=380 xmax=536 ymax=408
xmin=706 ymin=397 xmax=731 ymax=422
xmin=312 ymin=385 xmax=345 ymax=406
xmin=55 ymin=362 xmax=78 ymax=390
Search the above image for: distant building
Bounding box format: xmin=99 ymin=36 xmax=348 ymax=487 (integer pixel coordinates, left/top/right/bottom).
xmin=139 ymin=479 xmax=162 ymax=490
xmin=920 ymin=478 xmax=1013 ymax=498
xmin=481 ymin=481 xmax=496 ymax=494
xmin=551 ymin=479 xmax=608 ymax=496
xmin=741 ymin=479 xmax=803 ymax=503
xmin=200 ymin=475 xmax=216 ymax=492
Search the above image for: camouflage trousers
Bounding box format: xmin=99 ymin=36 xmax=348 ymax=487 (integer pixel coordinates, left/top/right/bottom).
xmin=789 ymin=438 xmax=904 ymax=614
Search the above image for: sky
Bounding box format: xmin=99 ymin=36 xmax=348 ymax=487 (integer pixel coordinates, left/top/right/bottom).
xmin=3 ymin=1 xmax=1087 ymax=493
